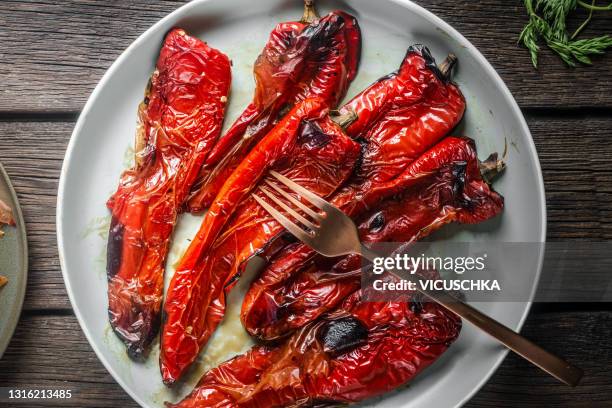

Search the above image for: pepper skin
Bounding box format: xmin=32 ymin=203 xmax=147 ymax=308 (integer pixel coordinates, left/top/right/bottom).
xmin=243 ymin=137 xmax=504 ymax=340
xmin=161 ymin=97 xmax=360 ymax=385
xmin=105 ymin=28 xmax=231 ymax=359
xmin=242 ymin=46 xmax=466 ymax=338
xmin=167 ymin=287 xmax=461 ymax=407
xmin=185 ymin=6 xmax=361 ymax=212
xmin=162 ymin=45 xmax=463 ymax=383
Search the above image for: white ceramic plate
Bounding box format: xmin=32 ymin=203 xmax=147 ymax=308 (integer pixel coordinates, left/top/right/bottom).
xmin=57 ymin=1 xmax=546 ymax=407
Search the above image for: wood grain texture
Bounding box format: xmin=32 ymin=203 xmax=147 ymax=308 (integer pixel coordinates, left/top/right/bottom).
xmin=0 ymin=311 xmax=609 ymax=408
xmin=0 ymin=314 xmax=137 ymax=408
xmin=467 ymin=311 xmax=612 ymax=408
xmin=1 ymin=3 xmax=611 ymax=404
xmin=0 ymin=0 xmax=611 ymax=112
xmin=0 ymin=115 xmax=611 ymax=310
xmin=526 ymin=113 xmax=612 ymax=240
xmin=0 ymin=121 xmax=70 ymax=311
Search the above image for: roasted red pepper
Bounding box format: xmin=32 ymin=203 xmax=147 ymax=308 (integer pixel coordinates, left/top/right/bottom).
xmin=161 ymin=45 xmax=463 ymax=382
xmin=161 ymin=97 xmax=360 ymax=384
xmin=243 ymin=137 xmax=504 ymax=340
xmin=331 ymin=46 xmax=465 ymax=206
xmin=105 ymin=28 xmax=231 ymax=359
xmin=167 ymin=286 xmax=461 ymax=407
xmin=242 ymin=45 xmax=466 ymax=338
xmin=185 ymin=3 xmax=361 ymax=212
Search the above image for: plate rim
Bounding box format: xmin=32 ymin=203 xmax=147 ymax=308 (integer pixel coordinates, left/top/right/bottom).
xmin=56 ymin=0 xmax=547 ymax=407
xmin=0 ymin=162 xmax=29 ymax=359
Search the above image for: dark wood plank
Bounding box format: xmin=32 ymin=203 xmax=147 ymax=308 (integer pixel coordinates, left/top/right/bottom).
xmin=0 ymin=314 xmax=138 ymax=408
xmin=0 ymin=0 xmax=611 ymax=113
xmin=421 ymin=0 xmax=612 ymax=110
xmin=0 ymin=115 xmax=611 ymax=310
xmin=467 ymin=311 xmax=612 ymax=408
xmin=0 ymin=0 xmax=184 ymax=114
xmin=0 ymin=311 xmax=609 ymax=407
xmin=0 ymin=121 xmax=72 ymax=310
xmin=526 ymin=113 xmax=612 ymax=240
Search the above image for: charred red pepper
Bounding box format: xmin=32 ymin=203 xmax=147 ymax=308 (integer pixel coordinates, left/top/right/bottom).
xmin=161 ymin=45 xmax=464 ymax=382
xmin=185 ymin=3 xmax=361 ymax=212
xmin=105 ymin=28 xmax=231 ymax=359
xmin=242 ymin=45 xmax=466 ymax=338
xmin=161 ymin=97 xmax=360 ymax=384
xmin=167 ymin=286 xmax=461 ymax=407
xmin=243 ymin=137 xmax=504 ymax=340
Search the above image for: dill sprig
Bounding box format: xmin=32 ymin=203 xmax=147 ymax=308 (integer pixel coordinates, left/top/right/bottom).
xmin=519 ymin=0 xmax=612 ymax=67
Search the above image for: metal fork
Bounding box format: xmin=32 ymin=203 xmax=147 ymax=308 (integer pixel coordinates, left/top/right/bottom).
xmin=253 ymin=170 xmax=583 ymax=387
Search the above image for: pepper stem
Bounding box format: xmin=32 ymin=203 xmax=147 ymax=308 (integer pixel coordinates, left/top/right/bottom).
xmin=479 ymin=152 xmax=506 ymax=184
xmin=438 ymin=53 xmax=458 ymax=80
xmin=330 ymin=109 xmax=358 ymax=129
xmin=480 ymin=138 xmax=507 ymax=183
xmin=301 ymin=0 xmax=320 ymax=24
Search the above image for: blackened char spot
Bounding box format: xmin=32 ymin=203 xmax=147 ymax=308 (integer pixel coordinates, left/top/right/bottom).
xmin=351 ymin=137 xmax=369 ymax=176
xmin=281 ymin=32 xmax=293 ymax=48
xmin=281 ymin=231 xmax=298 ymax=244
xmin=276 ymin=303 xmax=291 ymax=320
xmin=318 ymin=316 xmax=368 ymax=356
xmin=299 ymin=120 xmax=331 ymax=149
xmin=107 ymin=216 xmax=124 ymax=278
xmin=309 ymin=400 xmax=340 ymax=408
xmin=277 ymin=103 xmax=291 ymax=119
xmin=125 ymin=307 xmax=160 ymax=361
xmin=304 ymin=13 xmax=345 ymax=54
xmin=451 ymin=162 xmax=473 ymax=209
xmin=369 ymin=211 xmax=385 ymax=232
xmin=410 ymin=292 xmax=424 ymax=314
xmin=405 ymin=44 xmax=446 ymax=82
xmin=451 ymin=162 xmax=467 ymax=197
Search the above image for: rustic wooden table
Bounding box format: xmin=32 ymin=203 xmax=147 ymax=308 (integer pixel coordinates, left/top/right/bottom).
xmin=0 ymin=1 xmax=611 ymax=407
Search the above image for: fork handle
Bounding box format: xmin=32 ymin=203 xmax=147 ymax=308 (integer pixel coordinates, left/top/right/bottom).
xmin=358 ymin=245 xmax=583 ymax=387
xmin=419 ymin=289 xmax=583 ymax=386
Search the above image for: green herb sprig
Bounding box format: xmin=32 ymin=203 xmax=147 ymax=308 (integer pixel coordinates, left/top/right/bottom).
xmin=519 ymin=0 xmax=612 ymax=67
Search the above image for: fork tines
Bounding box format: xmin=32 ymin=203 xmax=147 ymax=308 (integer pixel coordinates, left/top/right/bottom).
xmin=252 ymin=171 xmax=324 ymax=240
